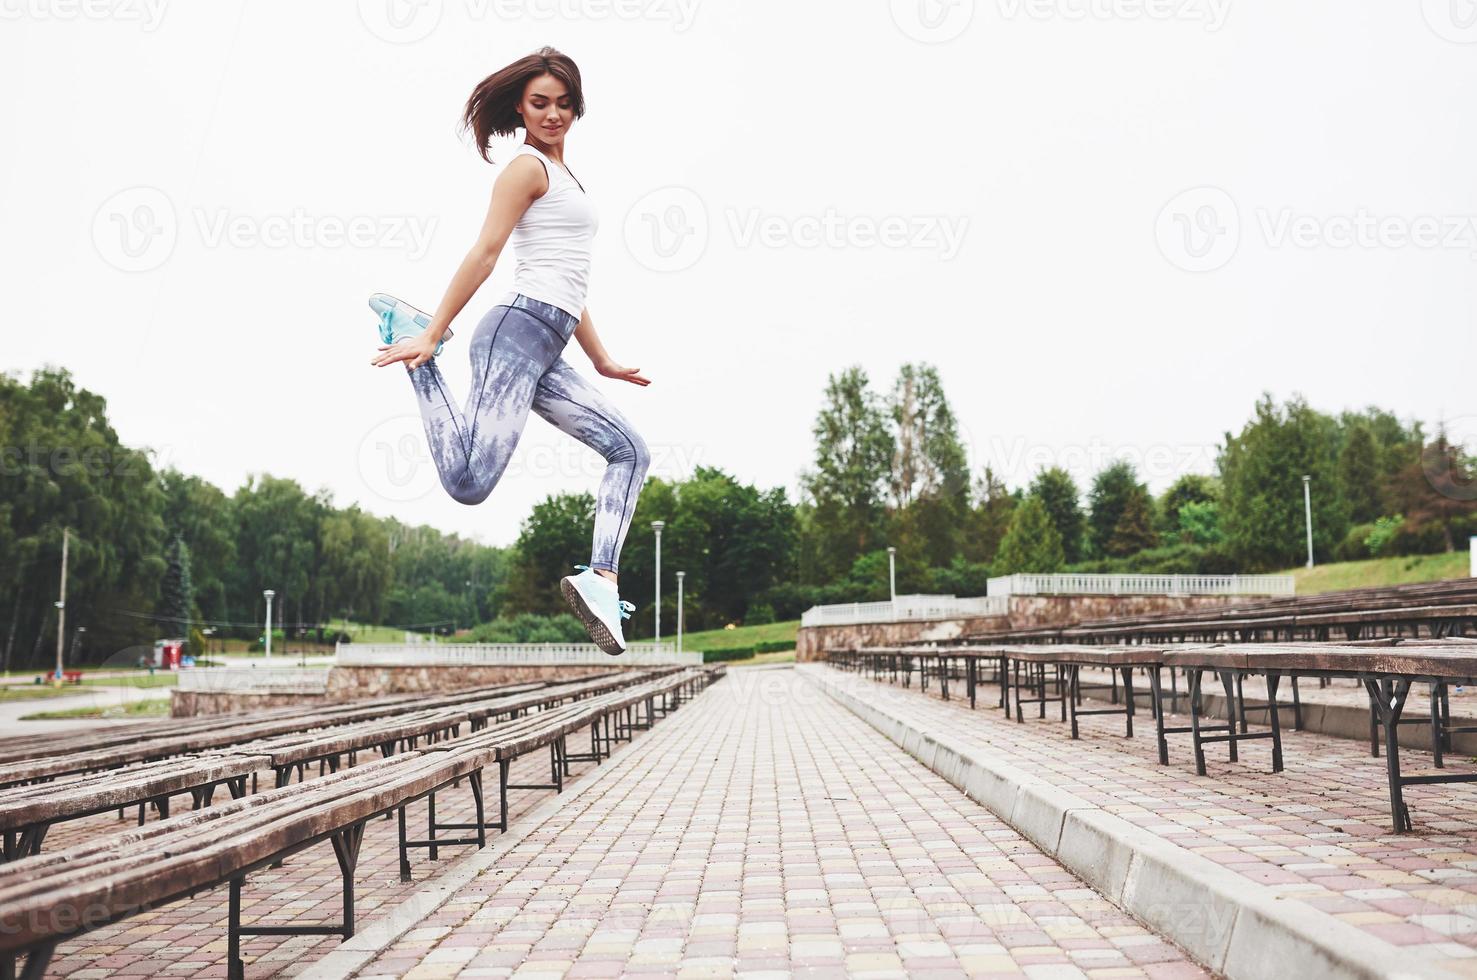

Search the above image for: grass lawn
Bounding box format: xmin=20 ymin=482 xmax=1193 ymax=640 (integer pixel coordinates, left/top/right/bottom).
xmin=724 ymin=650 xmax=797 ymax=667
xmin=1284 ymin=551 xmax=1472 ymax=594
xmin=20 ymin=698 xmax=173 ymax=721
xmin=679 ymin=620 xmax=798 ymax=652
xmin=0 ymin=673 xmax=178 ymax=701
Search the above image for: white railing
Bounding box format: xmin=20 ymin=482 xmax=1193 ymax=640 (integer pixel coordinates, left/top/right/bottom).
xmin=176 ymin=667 xmax=330 ymax=694
xmin=800 ymin=594 xmax=1009 ymax=628
xmin=336 ymin=641 xmax=702 ymax=668
xmin=986 ymin=573 xmax=1295 ymax=597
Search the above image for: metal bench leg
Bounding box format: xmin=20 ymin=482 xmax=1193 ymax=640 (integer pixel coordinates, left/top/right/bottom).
xmin=1121 ymin=667 xmax=1136 ymax=738
xmin=471 ymin=769 xmax=487 ymax=848
xmin=1 ymin=940 xmax=55 ymax=980
xmin=1432 ymin=682 xmax=1446 ymax=769
xmin=230 ymin=822 xmax=366 ymax=978
xmin=1150 ymin=667 xmax=1169 ymax=764
xmin=1266 ymin=670 xmax=1284 ymax=773
xmin=1369 ymin=683 xmax=1382 ymax=757
xmin=499 ymin=758 xmax=511 ymax=832
xmin=1219 ymin=671 xmax=1239 ymax=763
xmin=1363 ymin=677 xmax=1414 ymax=832
xmin=1235 ymin=673 xmax=1249 ymax=733
xmin=397 ymin=806 xmax=412 ymax=881
xmin=1442 ymin=684 xmax=1453 ymax=752
xmin=1068 ymin=664 xmax=1080 ymax=739
xmin=1188 ymin=668 xmax=1207 ymax=776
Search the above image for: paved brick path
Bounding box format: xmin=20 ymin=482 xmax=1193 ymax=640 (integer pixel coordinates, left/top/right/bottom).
xmin=341 ymin=669 xmax=1203 ymax=979
xmin=813 ymin=661 xmax=1477 ymax=967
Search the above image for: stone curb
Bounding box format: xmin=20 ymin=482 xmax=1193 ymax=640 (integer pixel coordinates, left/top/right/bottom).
xmin=297 ymin=683 xmax=722 ymax=980
xmin=800 ymin=664 xmax=1452 ymax=980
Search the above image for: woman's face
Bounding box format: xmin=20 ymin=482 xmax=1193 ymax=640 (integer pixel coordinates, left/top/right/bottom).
xmin=518 ymin=74 xmax=574 ymax=147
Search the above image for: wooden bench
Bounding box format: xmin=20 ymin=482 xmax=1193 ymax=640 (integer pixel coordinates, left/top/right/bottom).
xmin=0 ymin=678 xmax=657 ymax=860
xmin=0 ymin=679 xmax=549 ymax=770
xmin=829 ymin=640 xmax=1477 ymax=832
xmin=0 ymin=667 xmax=723 ymax=980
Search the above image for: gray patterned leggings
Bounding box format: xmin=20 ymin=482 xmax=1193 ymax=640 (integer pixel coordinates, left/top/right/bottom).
xmin=406 ymin=293 xmax=650 ymax=573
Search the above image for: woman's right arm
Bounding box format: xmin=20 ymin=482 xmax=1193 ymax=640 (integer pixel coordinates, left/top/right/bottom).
xmin=371 ymin=156 xmax=546 ymax=369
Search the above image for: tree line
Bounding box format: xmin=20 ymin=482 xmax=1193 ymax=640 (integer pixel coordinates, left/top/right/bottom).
xmin=3 ymin=364 xmax=1472 ymax=666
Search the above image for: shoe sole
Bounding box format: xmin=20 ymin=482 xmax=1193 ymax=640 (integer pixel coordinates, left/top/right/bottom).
xmin=560 ymin=577 xmax=626 ymax=656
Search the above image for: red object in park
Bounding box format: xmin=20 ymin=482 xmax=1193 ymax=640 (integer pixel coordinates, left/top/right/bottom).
xmin=152 ymin=639 xmax=185 ymax=670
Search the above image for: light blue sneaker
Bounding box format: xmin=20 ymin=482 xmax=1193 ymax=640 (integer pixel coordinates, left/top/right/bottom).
xmin=559 ymin=564 xmax=634 ymax=656
xmin=369 ymin=293 xmax=452 ymax=356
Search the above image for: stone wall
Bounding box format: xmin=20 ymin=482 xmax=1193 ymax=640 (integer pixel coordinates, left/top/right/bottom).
xmin=170 ymin=664 xmax=618 ymax=717
xmin=172 ymin=690 xmax=332 ymax=717
xmin=796 ymin=594 xmax=1242 ymax=661
xmin=326 ymin=664 xmax=614 ymax=699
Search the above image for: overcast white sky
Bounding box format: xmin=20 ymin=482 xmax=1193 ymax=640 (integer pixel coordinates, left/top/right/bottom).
xmin=3 ymin=0 xmax=1474 ymax=549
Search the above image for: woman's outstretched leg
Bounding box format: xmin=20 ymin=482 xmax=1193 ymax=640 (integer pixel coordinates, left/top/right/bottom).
xmin=532 ymin=356 xmax=652 ymax=574
xmin=405 ymin=302 xmax=566 ymax=505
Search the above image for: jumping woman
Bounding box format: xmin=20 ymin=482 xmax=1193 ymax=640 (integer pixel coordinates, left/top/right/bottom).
xmin=368 ymin=47 xmax=651 ymax=656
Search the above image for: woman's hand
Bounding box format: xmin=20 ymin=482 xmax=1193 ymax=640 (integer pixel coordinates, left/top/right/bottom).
xmin=594 ymin=358 xmax=651 ymax=387
xmin=370 ymin=333 xmax=438 ymax=371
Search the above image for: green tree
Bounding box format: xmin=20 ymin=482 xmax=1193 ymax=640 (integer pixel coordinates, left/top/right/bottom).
xmin=1384 ymin=426 xmax=1477 ymax=552
xmin=960 ymin=466 xmax=1016 ymax=564
xmin=801 ymin=367 xmax=893 ymax=578
xmin=1218 ymin=394 xmax=1348 ymax=569
xmin=1157 ymin=474 xmax=1220 ymax=537
xmin=0 ymin=367 xmax=166 ymax=668
xmin=319 ymin=506 xmax=392 ymax=626
xmin=494 ymin=492 xmax=595 ymax=617
xmin=158 ymin=469 xmax=236 ymax=626
xmin=1176 ymin=500 xmax=1223 ymax=546
xmin=229 ymin=474 xmax=328 ymax=633
xmin=1028 ymin=467 xmax=1085 ymax=563
xmin=1338 ymin=424 xmax=1382 ymax=524
xmin=994 ymin=496 xmax=1066 ymax=574
xmin=158 ymin=534 xmax=194 ymax=645
xmin=1107 ymin=487 xmax=1158 ymax=557
xmin=1088 ymin=461 xmax=1156 ymax=558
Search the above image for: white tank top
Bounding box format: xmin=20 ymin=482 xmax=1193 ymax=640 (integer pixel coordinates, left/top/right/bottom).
xmin=505 ymin=143 xmax=599 ymax=322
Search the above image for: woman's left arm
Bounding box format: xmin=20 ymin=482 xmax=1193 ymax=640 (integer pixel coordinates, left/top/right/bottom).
xmin=572 ymin=307 xmax=651 ymax=386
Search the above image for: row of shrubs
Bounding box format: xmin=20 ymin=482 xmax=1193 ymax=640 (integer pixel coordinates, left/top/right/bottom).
xmin=700 ymin=639 xmax=796 ymax=664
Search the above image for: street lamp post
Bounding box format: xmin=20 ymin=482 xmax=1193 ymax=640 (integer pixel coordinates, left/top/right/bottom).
xmin=53 ymin=526 xmax=69 ymax=686
xmin=676 ymin=571 xmax=685 ymax=654
xmin=887 ymin=546 xmax=897 ymax=605
xmin=1301 ymin=475 xmax=1314 ymax=569
xmin=650 ymin=521 xmax=665 ymax=645
xmin=263 ymin=589 xmax=276 ymax=660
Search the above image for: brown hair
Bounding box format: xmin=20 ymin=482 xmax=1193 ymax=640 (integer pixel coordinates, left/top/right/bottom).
xmin=461 ymin=46 xmax=586 ymax=164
